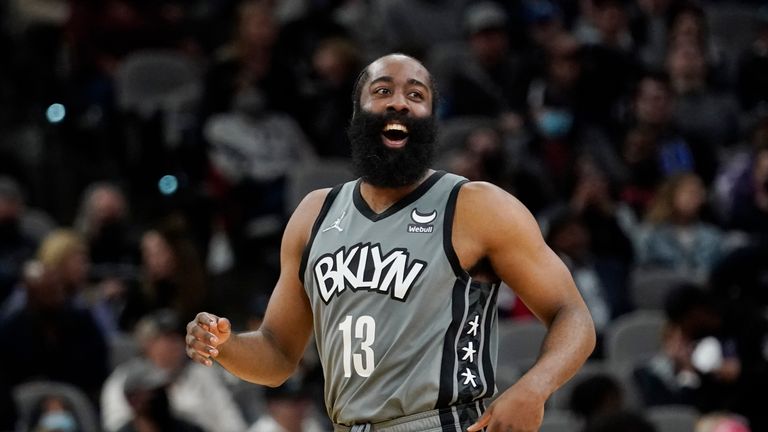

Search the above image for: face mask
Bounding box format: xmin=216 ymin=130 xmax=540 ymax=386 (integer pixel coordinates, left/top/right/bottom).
xmin=37 ymin=411 xmax=78 ymax=432
xmin=537 ymin=109 xmax=573 ymax=138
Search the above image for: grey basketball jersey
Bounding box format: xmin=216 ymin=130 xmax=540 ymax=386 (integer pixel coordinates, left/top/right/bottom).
xmin=300 ymin=171 xmax=500 ymax=426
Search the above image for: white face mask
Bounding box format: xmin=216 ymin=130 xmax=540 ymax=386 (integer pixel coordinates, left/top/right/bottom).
xmin=37 ymin=411 xmax=78 ymax=432
xmin=691 ymin=336 xmax=723 ymax=373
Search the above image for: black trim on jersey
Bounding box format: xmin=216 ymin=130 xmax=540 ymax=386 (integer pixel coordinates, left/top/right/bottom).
xmin=353 ymin=170 xmax=447 ymax=222
xmin=437 ymin=401 xmax=484 ymax=432
xmin=443 ymin=179 xmax=469 ymax=278
xmin=436 ymin=278 xmax=467 ymax=409
xmin=480 ymin=283 xmax=499 ymax=399
xmin=458 ymin=402 xmax=481 ymax=431
xmin=299 ymin=184 xmax=344 ymax=283
xmin=438 ymin=408 xmax=456 ymax=432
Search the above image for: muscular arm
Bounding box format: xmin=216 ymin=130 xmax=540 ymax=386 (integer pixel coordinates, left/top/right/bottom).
xmin=186 ymin=189 xmax=328 ymax=387
xmin=456 ymin=182 xmax=596 ymax=431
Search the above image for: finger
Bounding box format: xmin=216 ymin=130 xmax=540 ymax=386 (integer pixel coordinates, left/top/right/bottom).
xmin=217 ymin=317 xmax=231 ymax=334
xmin=187 ymin=326 xmax=219 ymax=348
xmin=188 ymin=323 xmax=219 ymax=345
xmin=185 ymin=334 xmax=219 ymax=356
xmin=467 ymin=410 xmax=491 ymax=432
xmin=186 ymin=346 xmax=214 ymax=367
xmin=196 ymin=312 xmax=218 ymax=330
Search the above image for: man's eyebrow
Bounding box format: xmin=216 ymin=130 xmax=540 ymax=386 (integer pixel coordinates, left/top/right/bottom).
xmin=368 ymin=76 xmax=430 ymax=91
xmin=369 ymin=76 xmax=394 ymax=87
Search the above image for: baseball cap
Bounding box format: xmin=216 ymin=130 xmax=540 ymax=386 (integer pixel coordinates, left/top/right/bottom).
xmin=464 ymin=2 xmax=508 ymax=34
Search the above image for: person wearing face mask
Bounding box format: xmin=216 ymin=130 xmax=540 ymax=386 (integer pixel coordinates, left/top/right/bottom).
xmin=633 ymin=284 xmax=742 ymax=414
xmin=29 ymin=395 xmax=81 ymax=432
xmin=526 ymin=32 xmax=597 ymax=200
xmin=185 ymin=53 xmax=595 ymax=432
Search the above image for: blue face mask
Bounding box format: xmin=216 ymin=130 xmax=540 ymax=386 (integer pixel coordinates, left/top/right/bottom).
xmin=537 ymin=109 xmax=574 ymax=138
xmin=37 ymin=411 xmax=78 ymax=432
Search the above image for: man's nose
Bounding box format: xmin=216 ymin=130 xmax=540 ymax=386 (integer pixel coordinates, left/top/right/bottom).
xmin=386 ymin=92 xmax=410 ymax=113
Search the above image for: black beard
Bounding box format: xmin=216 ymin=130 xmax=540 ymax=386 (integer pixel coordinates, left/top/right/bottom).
xmin=347 ymin=110 xmax=437 ymax=188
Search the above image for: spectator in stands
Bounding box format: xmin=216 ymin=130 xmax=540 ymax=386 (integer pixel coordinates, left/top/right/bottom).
xmin=727 ymin=144 xmax=768 ymax=238
xmin=565 ymin=160 xmax=636 ymax=317
xmin=526 ymin=32 xmax=589 ymax=197
xmin=576 ymin=0 xmax=640 ymax=128
xmin=0 ymin=257 xmax=109 ymax=404
xmin=0 ymin=177 xmax=39 ymax=307
xmin=74 ymin=182 xmax=141 ymax=283
xmin=121 ymin=218 xmax=208 ymax=327
xmin=117 ymin=360 xmax=204 ymax=432
xmin=0 ymin=176 xmax=55 ymax=243
xmin=200 ymin=0 xmax=298 ymax=122
xmin=29 ymin=394 xmax=81 ymax=432
xmin=569 ymin=374 xmax=625 ymax=427
xmin=102 ymin=309 xmax=246 ymax=432
xmin=298 ymin=37 xmax=361 ymax=158
xmin=439 ymin=125 xmax=513 ymax=189
xmin=633 ymin=284 xmax=741 ymax=413
xmin=204 ymin=84 xmax=314 ymax=263
xmin=666 ymin=41 xmax=739 ymax=183
xmin=575 ymin=0 xmax=634 ymax=52
xmin=247 ymin=374 xmax=326 ymax=432
xmin=545 ymin=210 xmax=613 ymax=340
xmin=444 ymin=1 xmax=529 ymax=129
xmin=620 ymin=72 xmax=696 ymax=207
xmin=666 ymin=2 xmax=727 ymax=86
xmin=629 ymin=0 xmax=674 ymax=69
xmin=618 ymin=126 xmax=668 ymax=216
xmin=635 ymin=173 xmax=724 ymax=281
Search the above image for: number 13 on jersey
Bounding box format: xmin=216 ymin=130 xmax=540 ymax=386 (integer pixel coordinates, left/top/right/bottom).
xmin=338 ymin=315 xmax=376 ymax=377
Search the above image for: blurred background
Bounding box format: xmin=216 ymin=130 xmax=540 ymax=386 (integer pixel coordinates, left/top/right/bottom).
xmin=0 ymin=0 xmax=767 ymax=431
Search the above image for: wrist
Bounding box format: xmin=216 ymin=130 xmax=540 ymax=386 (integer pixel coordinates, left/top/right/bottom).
xmin=511 ymin=374 xmax=553 ymax=403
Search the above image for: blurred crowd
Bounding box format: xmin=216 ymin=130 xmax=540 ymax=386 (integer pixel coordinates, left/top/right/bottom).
xmin=0 ymin=0 xmax=767 ymax=431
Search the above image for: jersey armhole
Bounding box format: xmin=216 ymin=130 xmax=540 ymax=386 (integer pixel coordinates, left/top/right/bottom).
xmin=298 ymin=185 xmax=344 ymax=283
xmin=443 ymin=179 xmax=469 ymax=279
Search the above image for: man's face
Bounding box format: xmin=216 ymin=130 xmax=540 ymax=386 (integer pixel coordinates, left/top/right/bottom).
xmin=635 ymin=79 xmax=671 ymax=126
xmin=348 ymin=55 xmax=437 ymax=187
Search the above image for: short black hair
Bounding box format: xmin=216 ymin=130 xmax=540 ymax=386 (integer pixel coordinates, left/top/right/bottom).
xmin=351 ymin=54 xmax=439 ymax=116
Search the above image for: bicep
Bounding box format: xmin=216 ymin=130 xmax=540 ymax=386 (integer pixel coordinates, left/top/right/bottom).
xmin=463 ymin=184 xmax=583 ymax=326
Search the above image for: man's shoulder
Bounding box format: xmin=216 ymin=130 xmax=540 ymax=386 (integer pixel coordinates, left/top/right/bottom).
xmin=454 ymin=181 xmax=540 ymax=239
xmin=455 ymin=181 xmax=524 ymax=211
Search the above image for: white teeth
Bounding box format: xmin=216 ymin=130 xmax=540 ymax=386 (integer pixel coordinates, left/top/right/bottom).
xmin=383 ymin=123 xmax=409 ymax=133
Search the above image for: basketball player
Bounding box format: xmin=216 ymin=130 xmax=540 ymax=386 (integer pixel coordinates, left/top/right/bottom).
xmin=186 ymin=54 xmax=595 ymax=432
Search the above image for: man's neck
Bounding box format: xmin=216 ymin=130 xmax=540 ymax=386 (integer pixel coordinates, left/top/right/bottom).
xmin=359 ymin=169 xmax=434 ymax=214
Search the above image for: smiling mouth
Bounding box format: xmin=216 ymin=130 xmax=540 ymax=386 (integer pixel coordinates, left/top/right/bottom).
xmin=381 ymin=123 xmax=409 ymax=148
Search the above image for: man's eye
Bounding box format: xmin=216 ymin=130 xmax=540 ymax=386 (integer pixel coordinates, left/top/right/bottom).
xmin=409 ymin=92 xmax=424 ymax=100
xmin=374 ymin=88 xmax=391 ymax=95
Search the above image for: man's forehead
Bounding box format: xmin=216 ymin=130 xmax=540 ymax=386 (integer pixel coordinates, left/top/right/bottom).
xmin=366 ymin=55 xmax=431 ymax=87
